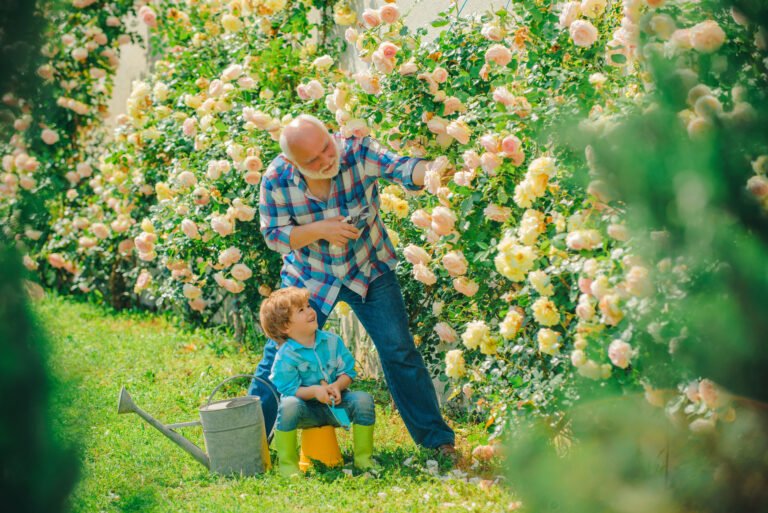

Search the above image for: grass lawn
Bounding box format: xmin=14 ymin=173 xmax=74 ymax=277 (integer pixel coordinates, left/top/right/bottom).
xmin=37 ymin=294 xmax=518 ymax=513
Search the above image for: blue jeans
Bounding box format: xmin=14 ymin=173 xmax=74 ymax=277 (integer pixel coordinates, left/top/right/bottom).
xmin=249 ymin=270 xmax=455 ymax=448
xmin=276 ymin=390 xmax=375 ymax=431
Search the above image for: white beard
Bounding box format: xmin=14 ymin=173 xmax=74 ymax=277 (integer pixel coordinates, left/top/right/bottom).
xmin=294 ymin=138 xmax=342 ymax=180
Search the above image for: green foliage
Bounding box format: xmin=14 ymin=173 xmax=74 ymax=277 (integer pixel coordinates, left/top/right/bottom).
xmin=0 ymin=247 xmax=79 ymax=512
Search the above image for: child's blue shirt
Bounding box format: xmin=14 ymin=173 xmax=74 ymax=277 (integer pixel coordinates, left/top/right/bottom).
xmin=269 ymin=329 xmax=357 ymax=397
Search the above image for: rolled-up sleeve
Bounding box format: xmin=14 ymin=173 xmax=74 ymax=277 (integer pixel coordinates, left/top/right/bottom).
xmin=259 ymin=174 xmax=294 ymax=254
xmin=270 ymin=351 xmax=301 ymax=397
xmin=357 ymin=136 xmax=424 ymax=192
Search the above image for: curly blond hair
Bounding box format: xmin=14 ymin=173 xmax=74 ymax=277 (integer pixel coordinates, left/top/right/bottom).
xmin=259 ymin=287 xmax=311 ymax=343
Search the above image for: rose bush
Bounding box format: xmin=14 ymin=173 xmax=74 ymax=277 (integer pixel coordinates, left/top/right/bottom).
xmin=4 ymin=0 xmax=765 ymax=445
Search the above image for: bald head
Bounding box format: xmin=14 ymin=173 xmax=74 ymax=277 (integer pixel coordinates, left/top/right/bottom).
xmin=280 ymin=115 xmax=340 ymax=180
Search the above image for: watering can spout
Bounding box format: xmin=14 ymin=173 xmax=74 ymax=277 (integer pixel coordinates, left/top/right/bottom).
xmin=117 ymin=386 xmax=210 ymax=469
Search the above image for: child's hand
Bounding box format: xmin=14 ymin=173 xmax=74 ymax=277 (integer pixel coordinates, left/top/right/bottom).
xmin=327 ymin=384 xmax=342 ymax=404
xmin=314 ymin=385 xmax=331 ymax=404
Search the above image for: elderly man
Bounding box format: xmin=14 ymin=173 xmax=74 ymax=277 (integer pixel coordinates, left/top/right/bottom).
xmin=249 ymin=114 xmax=456 ymax=457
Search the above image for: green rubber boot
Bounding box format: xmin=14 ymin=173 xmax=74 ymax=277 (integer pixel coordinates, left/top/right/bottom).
xmin=273 ymin=430 xmax=300 ymax=477
xmin=352 ymin=424 xmax=376 ymax=470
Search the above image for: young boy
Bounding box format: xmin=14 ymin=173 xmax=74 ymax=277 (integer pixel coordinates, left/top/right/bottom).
xmin=260 ymin=287 xmax=376 ymax=477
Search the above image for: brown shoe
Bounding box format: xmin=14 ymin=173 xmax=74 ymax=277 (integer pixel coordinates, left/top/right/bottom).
xmin=436 ymin=443 xmax=458 ymax=464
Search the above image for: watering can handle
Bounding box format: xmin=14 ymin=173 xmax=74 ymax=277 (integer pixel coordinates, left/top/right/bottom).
xmin=206 ymin=374 xmax=280 ymax=407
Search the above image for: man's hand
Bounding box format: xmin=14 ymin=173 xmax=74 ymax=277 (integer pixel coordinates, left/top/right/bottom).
xmin=320 ymin=216 xmax=360 ymax=247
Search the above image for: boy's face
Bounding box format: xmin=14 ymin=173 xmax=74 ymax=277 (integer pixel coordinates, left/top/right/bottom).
xmin=285 ymin=300 xmax=318 ymax=341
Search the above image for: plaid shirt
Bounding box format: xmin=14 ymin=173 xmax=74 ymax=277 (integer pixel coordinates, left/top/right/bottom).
xmin=259 ymin=135 xmax=424 ymax=315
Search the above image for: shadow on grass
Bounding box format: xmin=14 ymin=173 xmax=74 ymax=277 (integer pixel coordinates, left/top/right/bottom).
xmin=116 ymin=489 xmax=160 ymax=513
xmin=304 ymin=445 xmax=458 ymax=483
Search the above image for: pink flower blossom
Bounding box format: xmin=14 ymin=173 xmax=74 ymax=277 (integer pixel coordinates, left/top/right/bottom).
xmin=493 ymin=86 xmax=515 ymax=106
xmin=362 ymin=9 xmax=381 ymax=28
xmin=570 ymin=20 xmax=599 ymax=47
xmin=189 ymin=297 xmax=207 ymax=312
xmin=432 ymin=67 xmax=448 ymax=83
xmin=442 ymin=251 xmax=468 ymax=277
xmin=48 ymin=253 xmax=65 ymax=268
xmin=411 ymin=209 xmax=432 ymax=228
xmin=41 ymin=129 xmax=59 ymax=145
xmin=218 ymin=246 xmax=242 ymax=267
xmin=434 ymin=322 xmax=458 ymax=343
xmin=483 ymin=204 xmax=511 ymax=222
xmin=453 ymin=277 xmax=479 ymax=297
xmin=480 ymin=152 xmax=501 ymax=174
xmin=138 ymin=6 xmax=157 ymax=28
xmin=463 ymin=150 xmax=481 ymax=170
xmin=211 ymin=215 xmax=234 ymax=237
xmin=231 ymin=263 xmax=253 ymax=281
xmin=501 ymin=135 xmax=521 ymax=154
xmin=181 ymin=219 xmax=200 ymax=239
xmin=413 ymin=263 xmax=437 ymax=285
xmin=446 ymin=120 xmax=471 ymax=144
xmin=608 ymin=339 xmax=632 ymax=368
xmin=379 ymin=4 xmax=400 ymax=24
xmin=403 ymin=244 xmax=431 ymax=265
xmin=485 ymin=44 xmax=512 ymax=66
xmin=431 ymin=206 xmax=457 ymax=236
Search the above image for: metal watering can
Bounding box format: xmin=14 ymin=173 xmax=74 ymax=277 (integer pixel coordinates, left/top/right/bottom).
xmin=117 ymin=375 xmax=276 ymax=476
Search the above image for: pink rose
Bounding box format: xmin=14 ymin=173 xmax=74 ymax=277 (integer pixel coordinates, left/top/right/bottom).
xmin=480 ymin=152 xmax=501 ymax=174
xmin=608 ymin=339 xmax=632 ymax=368
xmin=412 ymin=263 xmax=437 ymax=286
xmin=48 ymin=253 xmax=65 ymax=269
xmin=189 ymin=297 xmax=207 ymax=312
xmin=37 ymin=64 xmax=54 ymax=81
xmin=183 ymin=284 xmax=202 ymax=300
xmin=501 ymin=135 xmax=521 ymax=154
xmin=483 ymin=204 xmax=511 ymax=222
xmin=493 ymin=86 xmax=515 ymax=106
xmin=138 ymin=6 xmax=157 ymax=28
xmin=463 ymin=150 xmax=481 ymax=170
xmin=690 ymin=20 xmax=726 ymax=53
xmin=453 ymin=170 xmax=475 ymax=187
xmin=442 ymin=250 xmax=468 ymax=277
xmin=599 ymin=294 xmax=624 ymax=326
xmin=479 ymin=134 xmax=500 ymax=153
xmin=117 ymin=239 xmax=134 ymax=255
xmin=434 ymin=322 xmax=458 ymax=343
xmin=481 ymin=24 xmax=505 ymax=41
xmin=578 ymin=277 xmax=593 ymax=295
xmin=91 ymin=223 xmax=109 ymax=239
xmin=426 ymin=116 xmax=448 ymax=134
xmin=379 ymin=42 xmax=399 ymax=59
xmin=453 ymin=277 xmax=479 ymax=297
xmin=485 ymin=44 xmax=512 ymax=66
xmin=379 ymin=4 xmax=400 ymax=24
xmin=559 ymin=2 xmax=581 ymax=28
xmin=41 ymin=128 xmax=59 ymax=145
xmin=431 ymin=206 xmax=457 ymax=236
xmin=134 ymin=232 xmax=156 ymax=253
xmin=362 ymin=8 xmax=381 ymax=28
xmin=134 ymin=270 xmax=152 ymax=292
xmin=446 ymin=120 xmax=471 ymax=145
xmin=747 ymin=175 xmax=768 ymax=198
xmin=398 ymin=60 xmax=418 ymax=75
xmin=231 ymin=263 xmax=253 ymax=281
xmin=211 ymin=215 xmax=234 ymax=237
xmin=181 ymin=219 xmax=200 ymax=239
xmin=372 ymin=50 xmax=396 ymax=74
xmin=570 ymin=20 xmax=599 ymax=48
xmin=403 ymin=244 xmax=431 ymax=265
xmin=411 ymin=209 xmax=432 ymax=228
xmin=698 ymin=379 xmax=721 ymax=409
xmin=443 ymin=96 xmax=465 ymax=116
xmin=432 ymin=67 xmax=448 ymax=83
xmin=71 ymin=47 xmax=88 ymax=61
xmin=566 ymin=229 xmax=602 ymax=250
xmin=214 ymin=272 xmax=244 ymax=294
xmin=181 ymin=117 xmax=196 ymax=137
